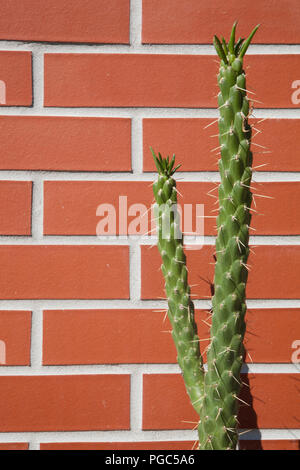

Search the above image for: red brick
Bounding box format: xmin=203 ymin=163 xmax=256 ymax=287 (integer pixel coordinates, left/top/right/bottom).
xmin=44 ymin=181 xmax=155 ymax=236
xmin=142 ymin=0 xmax=300 ymax=44
xmin=0 ymin=246 xmax=129 ymax=299
xmin=244 ymin=308 xmax=300 ymax=364
xmin=0 ymin=375 xmax=129 ymax=432
xmin=44 ymin=54 xmax=300 ymax=108
xmin=40 ymin=441 xmax=195 ymax=450
xmin=43 ymin=309 xmax=175 ymax=365
xmin=240 ymin=440 xmax=300 ymax=450
xmin=143 ymin=374 xmax=300 ymax=430
xmin=0 ymin=0 xmax=129 ymax=44
xmin=40 ymin=439 xmax=300 ymax=450
xmin=42 ymin=308 xmax=300 ymax=365
xmin=0 ymin=311 xmax=31 ymax=366
xmin=0 ymin=52 xmax=32 ymax=106
xmin=0 ymin=443 xmax=29 ymax=450
xmin=0 ymin=116 xmax=131 ymax=171
xmin=43 ymin=181 xmax=300 ymax=236
xmin=250 ymin=182 xmax=300 ymax=235
xmin=141 ymin=245 xmax=300 ymax=299
xmin=143 ymin=118 xmax=300 ymax=172
xmin=0 ymin=181 xmax=32 ymax=235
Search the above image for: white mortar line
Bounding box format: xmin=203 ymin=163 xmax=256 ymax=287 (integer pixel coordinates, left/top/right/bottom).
xmin=129 ymin=242 xmax=141 ymax=302
xmin=31 ymin=48 xmax=44 ymax=110
xmin=129 ymin=369 xmax=143 ymax=433
xmin=239 ymin=299 xmax=300 ymax=308
xmin=0 ymin=235 xmax=300 ymax=245
xmin=1 ymin=431 xmax=202 ymax=445
xmin=0 ymin=39 xmax=300 ymax=55
xmin=0 ymin=363 xmax=299 ymax=376
xmin=241 ymin=364 xmax=300 ymax=373
xmin=0 ymin=107 xmax=299 ymax=118
xmin=31 ymin=179 xmax=44 ymax=240
xmin=252 ymin=173 xmax=300 ymax=182
xmin=0 ymin=430 xmax=299 ymax=448
xmin=130 ymin=0 xmax=142 ymax=48
xmin=1 ymin=171 xmax=300 ymax=181
xmin=28 ymin=440 xmax=40 ymax=451
xmin=30 ymin=307 xmax=43 ymax=370
xmin=131 ymin=116 xmax=143 ymax=173
xmin=0 ymin=299 xmax=299 ymax=310
xmin=0 ymin=429 xmax=298 ymax=445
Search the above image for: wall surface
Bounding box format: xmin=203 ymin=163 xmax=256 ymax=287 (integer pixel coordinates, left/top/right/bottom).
xmin=0 ymin=0 xmax=299 ymax=450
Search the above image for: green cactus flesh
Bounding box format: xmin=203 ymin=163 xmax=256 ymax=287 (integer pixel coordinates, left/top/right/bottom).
xmin=151 ymin=22 xmax=258 ymax=451
xmin=197 ymin=22 xmax=259 ymax=450
xmin=151 ymin=148 xmax=205 ymax=415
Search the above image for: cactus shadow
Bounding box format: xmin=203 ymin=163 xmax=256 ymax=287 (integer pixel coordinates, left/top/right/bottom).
xmin=238 ymin=363 xmax=263 ymax=450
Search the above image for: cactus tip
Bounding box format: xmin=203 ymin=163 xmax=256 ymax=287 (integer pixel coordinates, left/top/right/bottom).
xmin=239 ymin=24 xmax=260 ymax=58
xmin=228 ymin=21 xmax=238 ymax=54
xmin=213 ymin=35 xmax=228 ymax=64
xmin=214 ymin=22 xmax=260 ymax=63
xmin=150 ymin=147 xmax=181 ymax=176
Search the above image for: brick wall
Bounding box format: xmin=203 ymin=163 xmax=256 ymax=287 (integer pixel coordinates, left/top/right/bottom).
xmin=0 ymin=0 xmax=299 ymax=451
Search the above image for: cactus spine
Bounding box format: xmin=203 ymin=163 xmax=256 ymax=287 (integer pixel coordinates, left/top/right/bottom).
xmin=152 ymin=22 xmax=259 ymax=451
xmin=151 ymin=149 xmax=205 ymax=415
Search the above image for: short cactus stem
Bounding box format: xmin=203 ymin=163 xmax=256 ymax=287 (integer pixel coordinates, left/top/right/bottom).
xmin=151 ymin=148 xmax=205 ymax=415
xmin=198 ymin=22 xmax=259 ymax=450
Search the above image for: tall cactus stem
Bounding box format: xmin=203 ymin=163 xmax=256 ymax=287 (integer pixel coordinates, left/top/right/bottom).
xmin=197 ymin=22 xmax=259 ymax=450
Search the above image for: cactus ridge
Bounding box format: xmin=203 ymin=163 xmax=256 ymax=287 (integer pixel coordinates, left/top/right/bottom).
xmin=151 ymin=147 xmax=205 ymax=415
xmin=198 ymin=22 xmax=259 ymax=450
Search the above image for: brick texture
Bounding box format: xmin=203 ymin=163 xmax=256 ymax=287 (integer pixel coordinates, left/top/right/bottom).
xmin=40 ymin=440 xmax=300 ymax=450
xmin=0 ymin=311 xmax=31 ymax=366
xmin=142 ymin=0 xmax=300 ymax=44
xmin=0 ymin=0 xmax=299 ymax=451
xmin=40 ymin=441 xmax=196 ymax=450
xmin=239 ymin=440 xmax=300 ymax=450
xmin=0 ymin=51 xmax=32 ymax=106
xmin=44 ymin=54 xmax=300 ymax=108
xmin=143 ymin=118 xmax=300 ymax=172
xmin=0 ymin=0 xmax=130 ymax=44
xmin=44 ymin=180 xmax=300 ymax=236
xmin=42 ymin=308 xmax=299 ymax=365
xmin=142 ymin=245 xmax=300 ymax=299
xmin=0 ymin=375 xmax=130 ymax=431
xmin=0 ymin=246 xmax=129 ymax=299
xmin=0 ymin=116 xmax=131 ymax=171
xmin=143 ymin=374 xmax=300 ymax=430
xmin=0 ymin=181 xmax=32 ymax=235
xmin=0 ymin=443 xmax=29 ymax=450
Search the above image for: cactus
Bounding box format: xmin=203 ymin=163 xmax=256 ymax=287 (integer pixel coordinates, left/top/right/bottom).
xmin=197 ymin=22 xmax=259 ymax=450
xmin=151 ymin=148 xmax=205 ymax=415
xmin=151 ymin=22 xmax=259 ymax=450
